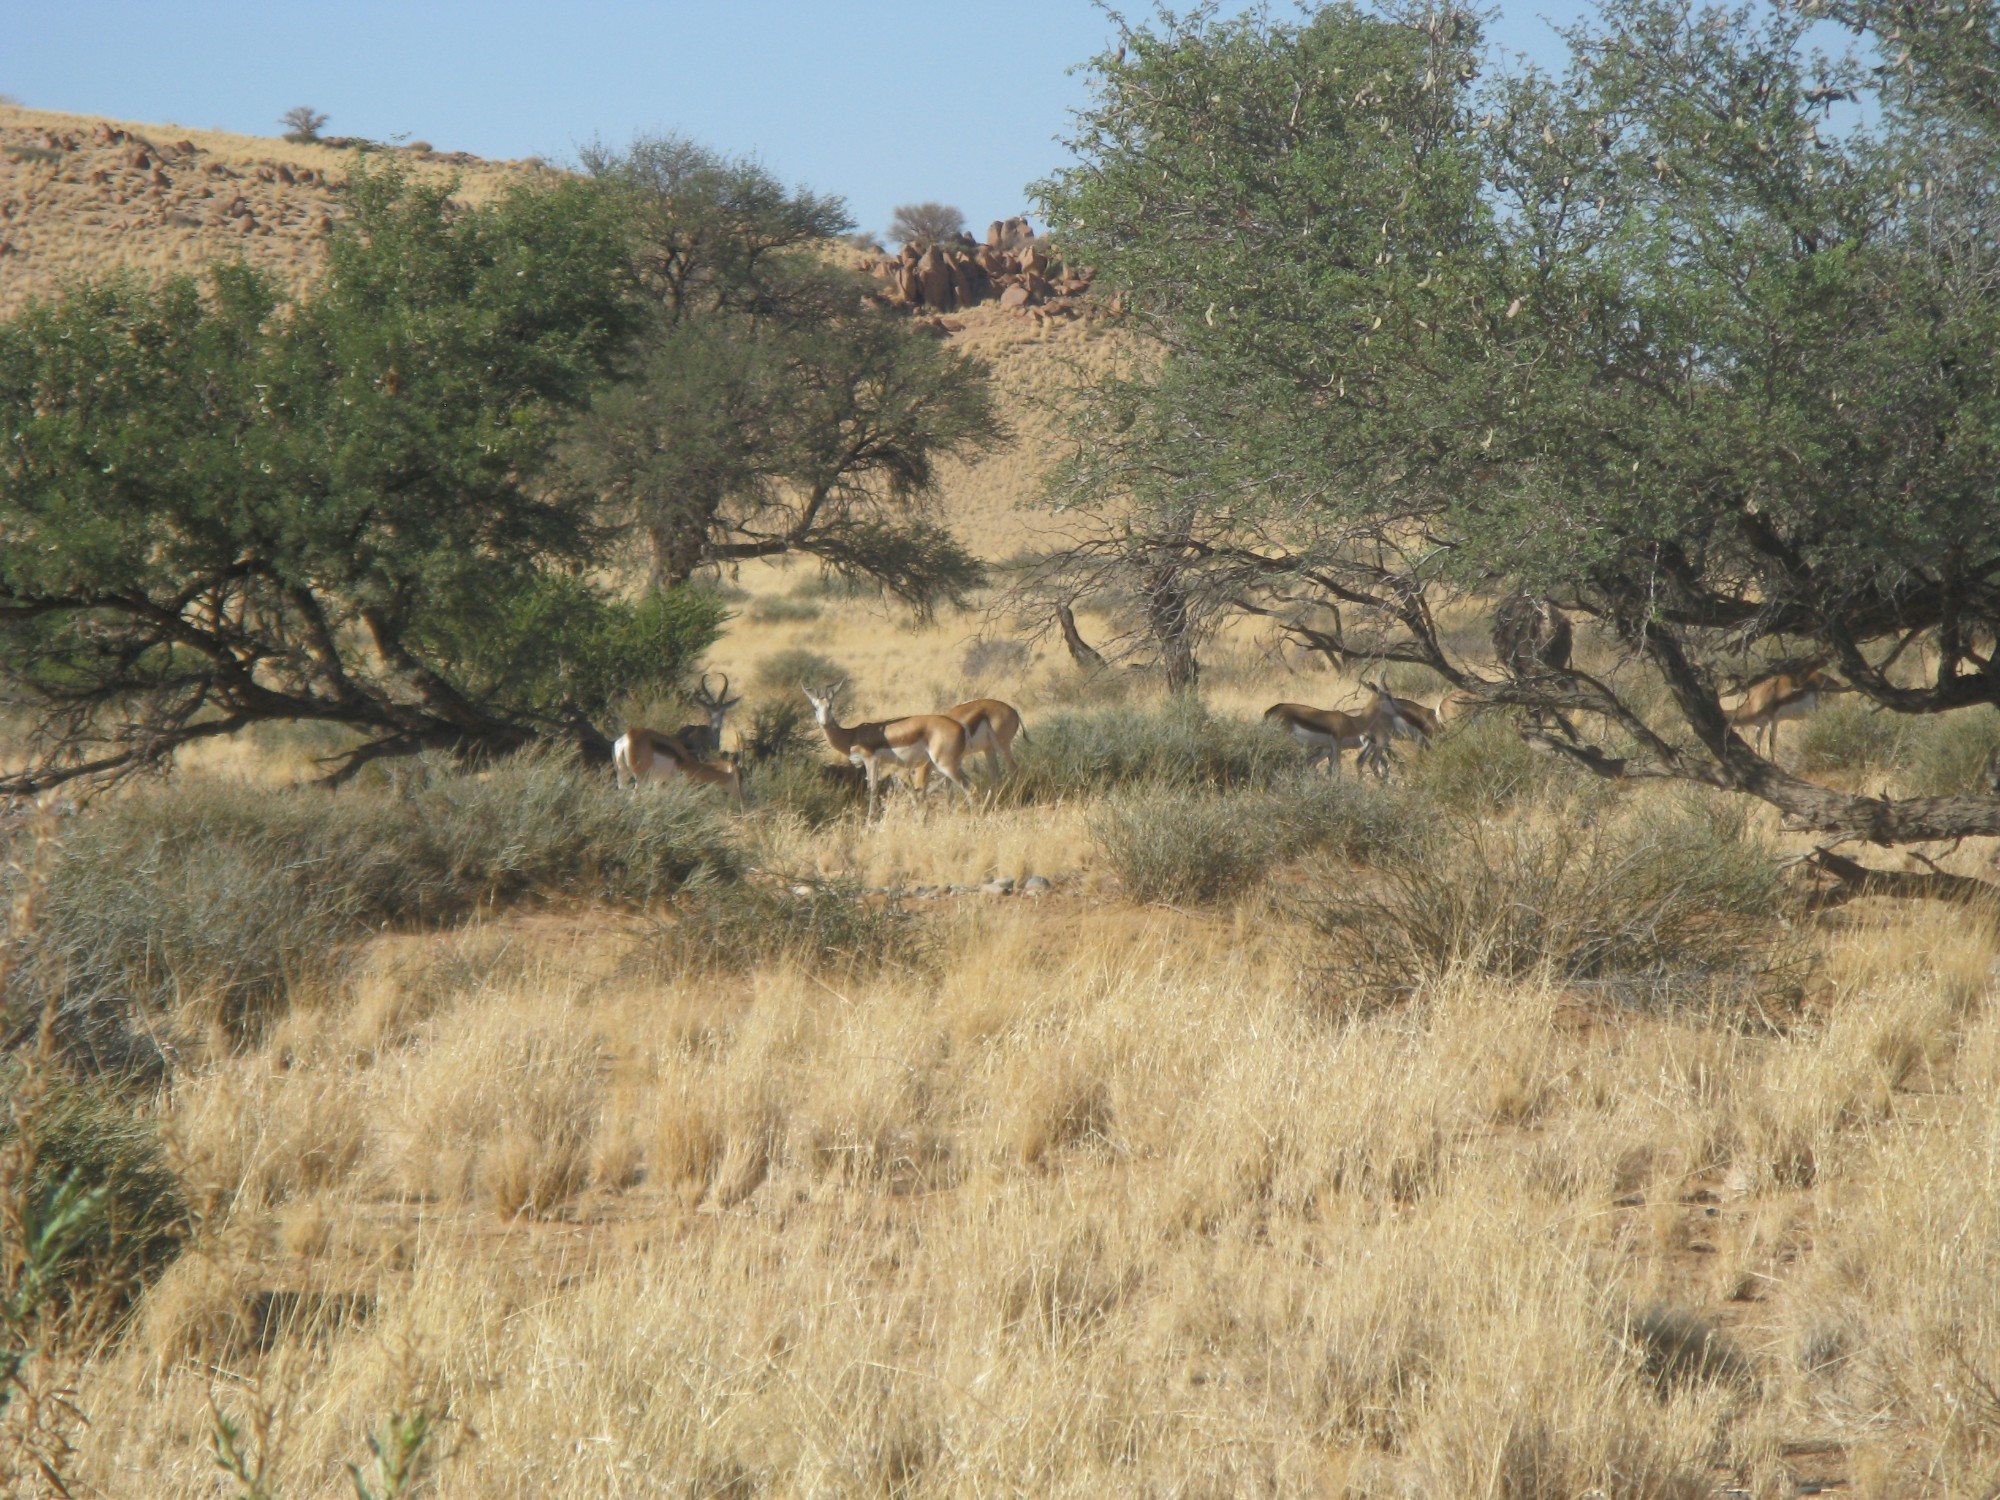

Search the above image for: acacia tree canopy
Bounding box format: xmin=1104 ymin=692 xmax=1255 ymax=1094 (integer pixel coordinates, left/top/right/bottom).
xmin=570 ymin=136 xmax=1005 ymax=614
xmin=1034 ymin=0 xmax=2000 ymax=868
xmin=0 ymin=165 xmax=722 ymax=795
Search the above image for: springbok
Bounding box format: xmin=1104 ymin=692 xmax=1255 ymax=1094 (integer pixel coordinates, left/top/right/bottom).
xmin=672 ymin=672 xmax=742 ymax=758
xmin=1361 ymin=680 xmax=1440 ymax=748
xmin=801 ymin=682 xmax=974 ymax=820
xmin=1263 ymin=690 xmax=1409 ymax=778
xmin=613 ymin=727 xmax=744 ymax=805
xmin=1726 ymin=667 xmax=1851 ymax=757
xmin=912 ymin=699 xmax=1028 ymax=794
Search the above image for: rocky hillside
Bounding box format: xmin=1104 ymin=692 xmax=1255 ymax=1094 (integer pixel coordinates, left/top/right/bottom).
xmin=0 ymin=104 xmax=529 ymax=321
xmin=0 ymin=105 xmax=1135 ymax=555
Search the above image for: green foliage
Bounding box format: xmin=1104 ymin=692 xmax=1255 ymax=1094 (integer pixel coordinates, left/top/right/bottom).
xmin=415 ymin=576 xmax=725 ymax=721
xmin=0 ymin=163 xmax=641 ymax=792
xmin=568 ymin=135 xmax=1004 ymax=610
xmin=13 ymin=755 xmax=739 ymax=1044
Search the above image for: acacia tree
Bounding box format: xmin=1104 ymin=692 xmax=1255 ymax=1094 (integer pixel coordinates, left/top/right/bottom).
xmin=887 ymin=202 xmax=966 ymax=248
xmin=1037 ymin=0 xmax=2000 ymax=890
xmin=569 ymin=137 xmax=1005 ymax=613
xmin=0 ymin=166 xmax=721 ymax=795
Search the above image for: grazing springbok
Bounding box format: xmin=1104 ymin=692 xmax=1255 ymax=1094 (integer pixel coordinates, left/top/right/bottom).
xmin=1263 ymin=690 xmax=1410 ymax=778
xmin=672 ymin=672 xmax=742 ymax=758
xmin=1726 ymin=667 xmax=1851 ymax=757
xmin=801 ymin=682 xmax=974 ymax=820
xmin=613 ymin=727 xmax=744 ymax=805
xmin=912 ymin=699 xmax=1028 ymax=795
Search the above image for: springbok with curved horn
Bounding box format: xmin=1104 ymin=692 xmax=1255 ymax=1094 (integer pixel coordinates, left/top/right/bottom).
xmin=673 ymin=672 xmax=742 ymax=757
xmin=801 ymin=682 xmax=974 ymax=820
xmin=613 ymin=727 xmax=744 ymax=805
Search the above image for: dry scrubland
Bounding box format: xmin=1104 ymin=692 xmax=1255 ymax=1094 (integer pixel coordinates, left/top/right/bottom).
xmin=11 ymin=105 xmax=2000 ymax=1500
xmin=19 ymin=574 xmax=2000 ymax=1500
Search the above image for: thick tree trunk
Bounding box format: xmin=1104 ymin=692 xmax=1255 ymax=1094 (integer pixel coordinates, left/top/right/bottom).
xmin=1146 ymin=571 xmax=1200 ymax=694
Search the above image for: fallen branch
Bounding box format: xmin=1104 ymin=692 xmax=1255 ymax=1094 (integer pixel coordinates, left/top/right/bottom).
xmin=1801 ymin=847 xmax=2000 ymax=908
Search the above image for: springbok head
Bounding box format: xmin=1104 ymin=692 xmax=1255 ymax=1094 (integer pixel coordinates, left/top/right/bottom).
xmin=691 ymin=671 xmax=742 ymax=732
xmin=801 ymin=680 xmax=847 ymax=725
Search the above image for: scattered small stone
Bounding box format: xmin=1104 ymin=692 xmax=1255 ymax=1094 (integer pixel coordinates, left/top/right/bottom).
xmin=789 ymin=884 xmax=814 ymax=898
xmin=1021 ymin=875 xmax=1052 ymax=895
xmin=980 ymin=877 xmax=1016 ymax=897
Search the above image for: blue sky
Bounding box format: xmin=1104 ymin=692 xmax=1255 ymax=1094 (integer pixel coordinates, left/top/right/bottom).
xmin=11 ymin=3 xmax=1595 ymax=240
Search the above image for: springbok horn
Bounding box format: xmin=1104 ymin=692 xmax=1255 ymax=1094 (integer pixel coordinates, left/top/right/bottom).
xmin=716 ymin=672 xmax=730 ymax=701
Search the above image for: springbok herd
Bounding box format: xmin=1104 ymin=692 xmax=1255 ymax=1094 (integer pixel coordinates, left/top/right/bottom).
xmin=611 ymin=666 xmax=1852 ymax=817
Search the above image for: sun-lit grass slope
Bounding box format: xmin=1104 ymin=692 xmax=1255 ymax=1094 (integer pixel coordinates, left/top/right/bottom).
xmin=0 ymin=103 xmax=536 ymax=321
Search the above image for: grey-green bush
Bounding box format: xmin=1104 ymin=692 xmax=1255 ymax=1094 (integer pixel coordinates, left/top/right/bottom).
xmin=1403 ymin=714 xmax=1559 ymax=812
xmin=629 ymin=877 xmax=927 ymax=978
xmin=1009 ymin=699 xmax=1305 ymax=802
xmin=1090 ymin=775 xmax=1403 ymax=904
xmin=1305 ymin=793 xmax=1795 ymax=1005
xmin=1796 ymin=699 xmax=1908 ymax=773
xmin=13 ymin=753 xmax=740 ymax=1048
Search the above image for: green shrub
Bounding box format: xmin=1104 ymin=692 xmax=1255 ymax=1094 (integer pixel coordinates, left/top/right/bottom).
xmin=1796 ymin=699 xmax=1908 ymax=773
xmin=3 ymin=1069 xmax=189 ymax=1333
xmin=1009 ymin=699 xmax=1305 ymax=802
xmin=738 ymin=698 xmax=821 ymax=766
xmin=1304 ymin=793 xmax=1795 ymax=1005
xmin=628 ymin=877 xmax=927 ymax=978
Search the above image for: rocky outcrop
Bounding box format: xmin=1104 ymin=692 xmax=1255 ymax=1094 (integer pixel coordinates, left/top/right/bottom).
xmin=865 ymin=215 xmax=1109 ymax=323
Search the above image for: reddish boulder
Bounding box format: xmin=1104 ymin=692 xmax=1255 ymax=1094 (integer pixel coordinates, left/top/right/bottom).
xmin=916 ymin=245 xmax=954 ymax=310
xmin=128 ymin=149 xmax=151 ymax=170
xmin=999 ymin=284 xmax=1032 ymax=310
xmin=946 ymin=252 xmax=988 ymax=307
xmin=894 ymin=264 xmax=921 ymax=304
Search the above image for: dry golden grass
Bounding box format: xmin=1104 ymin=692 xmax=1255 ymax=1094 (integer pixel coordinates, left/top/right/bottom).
xmin=54 ymin=868 xmax=2000 ymax=1497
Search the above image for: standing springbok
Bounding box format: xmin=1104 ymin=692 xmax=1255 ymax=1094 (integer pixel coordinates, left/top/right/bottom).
xmin=1726 ymin=667 xmax=1850 ymax=757
xmin=802 ymin=682 xmax=974 ymax=820
xmin=672 ymin=672 xmax=742 ymax=758
xmin=612 ymin=727 xmax=744 ymax=805
xmin=1263 ymin=689 xmax=1410 ymax=778
xmin=912 ymin=699 xmax=1028 ymax=795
